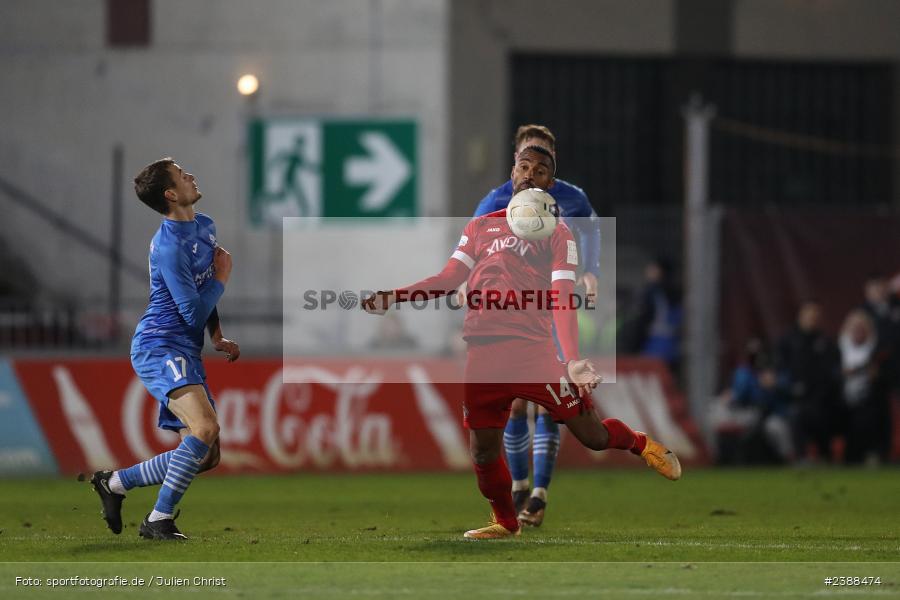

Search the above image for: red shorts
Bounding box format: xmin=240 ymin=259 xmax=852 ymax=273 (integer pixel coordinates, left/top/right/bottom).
xmin=463 ymin=337 xmax=595 ymax=430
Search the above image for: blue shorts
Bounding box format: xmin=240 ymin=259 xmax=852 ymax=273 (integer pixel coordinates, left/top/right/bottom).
xmin=131 ymin=348 xmax=216 ymax=432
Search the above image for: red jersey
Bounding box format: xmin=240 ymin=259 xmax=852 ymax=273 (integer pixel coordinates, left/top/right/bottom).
xmin=452 ymin=210 xmax=578 ymax=341
xmin=395 ymin=209 xmax=581 ymax=361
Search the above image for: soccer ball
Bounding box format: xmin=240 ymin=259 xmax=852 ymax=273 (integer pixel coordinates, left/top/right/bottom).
xmin=506 ymin=188 xmax=558 ymax=241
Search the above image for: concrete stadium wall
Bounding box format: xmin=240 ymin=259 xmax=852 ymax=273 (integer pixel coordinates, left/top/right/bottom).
xmin=0 ymin=0 xmax=448 ymax=350
xmin=733 ymin=0 xmax=900 ymax=59
xmin=2 ymin=0 xmax=898 ymax=351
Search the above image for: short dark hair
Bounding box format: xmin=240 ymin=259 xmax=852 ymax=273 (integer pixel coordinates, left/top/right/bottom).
xmin=514 ymin=124 xmax=556 ymax=151
xmin=134 ymin=157 xmax=175 ymax=214
xmin=519 ymin=144 xmax=556 ymax=175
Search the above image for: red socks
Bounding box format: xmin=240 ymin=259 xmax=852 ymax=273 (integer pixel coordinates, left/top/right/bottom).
xmin=473 ymin=456 xmax=519 ymax=532
xmin=471 ymin=422 xmax=645 ymax=531
xmin=601 ymin=418 xmax=647 ymax=455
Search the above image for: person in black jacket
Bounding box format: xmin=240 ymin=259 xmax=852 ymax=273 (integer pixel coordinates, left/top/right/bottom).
xmin=777 ymin=302 xmax=842 ymax=463
xmin=619 ymin=258 xmax=682 ymax=372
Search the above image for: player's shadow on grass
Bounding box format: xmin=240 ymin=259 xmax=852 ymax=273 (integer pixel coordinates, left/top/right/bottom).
xmin=66 ymin=539 xmax=164 ymax=557
xmin=407 ymin=536 xmax=552 ymax=557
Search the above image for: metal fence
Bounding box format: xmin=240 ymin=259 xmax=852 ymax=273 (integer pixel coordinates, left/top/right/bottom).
xmin=511 ymin=54 xmax=895 ymax=210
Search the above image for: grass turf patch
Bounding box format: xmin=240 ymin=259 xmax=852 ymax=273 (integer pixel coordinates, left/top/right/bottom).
xmin=0 ymin=563 xmax=898 ymax=599
xmin=0 ymin=469 xmax=898 ymax=597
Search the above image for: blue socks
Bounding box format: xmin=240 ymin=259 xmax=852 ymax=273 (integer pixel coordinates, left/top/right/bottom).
xmin=117 ymin=450 xmax=175 ymax=491
xmin=533 ymin=414 xmax=560 ymax=490
xmin=153 ymin=435 xmax=209 ymax=515
xmin=504 ymin=413 xmax=561 ymax=496
xmin=503 ymin=414 xmax=531 ymax=486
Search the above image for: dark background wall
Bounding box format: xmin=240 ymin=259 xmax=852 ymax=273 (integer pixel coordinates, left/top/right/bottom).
xmin=449 ymin=0 xmax=900 ymax=217
xmin=449 ymin=0 xmax=900 ymax=290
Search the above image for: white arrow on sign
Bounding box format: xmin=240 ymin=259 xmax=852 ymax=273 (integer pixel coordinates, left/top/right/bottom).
xmin=344 ymin=132 xmax=411 ymax=211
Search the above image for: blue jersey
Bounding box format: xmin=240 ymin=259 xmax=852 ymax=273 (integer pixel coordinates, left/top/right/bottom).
xmin=473 ymin=179 xmax=601 ymax=276
xmin=131 ymin=212 xmax=223 ymax=356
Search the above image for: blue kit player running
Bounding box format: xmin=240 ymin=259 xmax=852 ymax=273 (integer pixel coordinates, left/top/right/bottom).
xmin=473 ymin=125 xmax=601 ymax=527
xmin=90 ymin=157 xmax=240 ymax=541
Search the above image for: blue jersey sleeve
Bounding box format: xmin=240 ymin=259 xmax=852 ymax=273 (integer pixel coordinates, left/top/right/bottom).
xmin=558 ymin=184 xmax=601 ymax=277
xmin=158 ymin=242 xmax=224 ymax=330
xmin=573 ymin=212 xmax=601 ymax=277
xmin=473 ymin=189 xmax=499 ymax=217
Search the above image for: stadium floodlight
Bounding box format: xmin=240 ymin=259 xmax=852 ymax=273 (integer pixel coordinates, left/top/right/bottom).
xmin=237 ymin=74 xmax=259 ymax=96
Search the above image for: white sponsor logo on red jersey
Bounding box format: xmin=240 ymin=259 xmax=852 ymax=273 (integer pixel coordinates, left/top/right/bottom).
xmin=485 ymin=235 xmax=532 ymax=257
xmin=566 ymin=240 xmax=578 ymax=265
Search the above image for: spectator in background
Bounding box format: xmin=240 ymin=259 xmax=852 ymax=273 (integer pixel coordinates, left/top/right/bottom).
xmin=862 ymin=276 xmax=899 ymax=325
xmin=620 ymin=258 xmax=682 ymax=372
xmin=730 ymin=340 xmax=794 ymax=463
xmin=712 ymin=339 xmax=793 ymax=465
xmin=888 ymin=271 xmax=900 ymax=300
xmin=777 ymin=302 xmax=841 ymax=463
xmin=861 ymin=275 xmax=900 ymax=390
xmin=839 ymin=310 xmax=892 ymax=464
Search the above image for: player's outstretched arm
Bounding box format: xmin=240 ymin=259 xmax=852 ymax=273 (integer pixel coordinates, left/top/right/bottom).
xmin=363 ymin=256 xmax=471 ymax=315
xmin=567 ymin=359 xmax=602 ymax=398
xmin=551 ymin=277 xmax=599 ymax=397
xmin=362 ymin=291 xmax=396 ymax=315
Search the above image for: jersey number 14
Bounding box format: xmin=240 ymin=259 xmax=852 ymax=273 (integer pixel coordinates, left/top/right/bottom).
xmin=545 ymin=378 xmax=574 ymax=405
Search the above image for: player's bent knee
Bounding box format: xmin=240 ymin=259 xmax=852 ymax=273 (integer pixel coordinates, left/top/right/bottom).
xmin=469 ymin=428 xmax=503 ymax=465
xmin=470 ymin=444 xmax=501 ymax=465
xmin=192 ymin=421 xmax=220 ymax=446
xmin=199 ymin=440 xmax=220 ymax=473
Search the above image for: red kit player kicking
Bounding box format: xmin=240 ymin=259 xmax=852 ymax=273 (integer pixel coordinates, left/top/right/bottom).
xmin=364 ymin=145 xmax=681 ymax=539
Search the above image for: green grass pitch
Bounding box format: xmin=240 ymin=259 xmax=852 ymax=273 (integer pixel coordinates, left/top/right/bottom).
xmin=1 ymin=468 xmax=899 ymax=598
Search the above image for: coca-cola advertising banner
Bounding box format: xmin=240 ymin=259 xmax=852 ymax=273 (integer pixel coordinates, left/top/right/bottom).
xmin=12 ymin=357 xmax=705 ymax=475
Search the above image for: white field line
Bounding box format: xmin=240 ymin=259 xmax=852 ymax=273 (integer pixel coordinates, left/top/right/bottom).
xmin=281 ymin=536 xmax=893 ymax=553
xmin=0 ymin=585 xmax=894 ymax=598
xmin=3 ymin=534 xmax=896 ymax=554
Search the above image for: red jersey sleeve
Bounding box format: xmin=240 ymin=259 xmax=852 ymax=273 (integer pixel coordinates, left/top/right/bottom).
xmin=550 ymin=223 xmax=580 ymax=362
xmin=449 ymin=219 xmax=478 ymax=270
xmin=550 ymin=222 xmax=579 ymax=281
xmin=395 ymin=220 xmax=477 ymax=301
